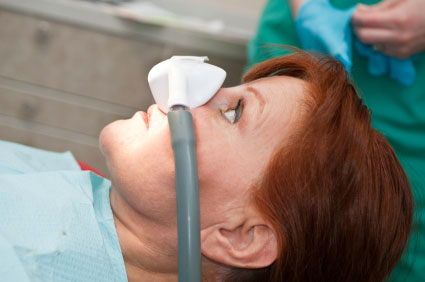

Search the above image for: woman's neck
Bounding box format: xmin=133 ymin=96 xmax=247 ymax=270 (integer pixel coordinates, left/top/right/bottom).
xmin=110 ymin=187 xmax=179 ymax=282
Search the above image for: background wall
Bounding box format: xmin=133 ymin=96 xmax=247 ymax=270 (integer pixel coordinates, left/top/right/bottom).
xmin=189 ymin=0 xmax=266 ymax=18
xmin=0 ymin=0 xmax=266 ymax=176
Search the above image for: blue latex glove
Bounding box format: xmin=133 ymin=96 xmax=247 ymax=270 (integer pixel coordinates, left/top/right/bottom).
xmin=355 ymin=39 xmax=416 ymax=86
xmin=295 ymin=0 xmax=356 ymax=71
xmin=295 ymin=0 xmax=416 ymax=85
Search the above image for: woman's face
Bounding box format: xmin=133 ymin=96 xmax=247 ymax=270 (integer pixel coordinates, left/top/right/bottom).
xmin=100 ymin=76 xmax=306 ymax=228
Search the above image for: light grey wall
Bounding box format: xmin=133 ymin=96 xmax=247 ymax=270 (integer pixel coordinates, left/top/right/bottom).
xmin=187 ymin=0 xmax=267 ymax=19
xmin=0 ymin=0 xmax=264 ymax=176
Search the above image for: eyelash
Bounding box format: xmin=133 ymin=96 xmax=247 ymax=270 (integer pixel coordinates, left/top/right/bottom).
xmin=222 ymin=99 xmax=243 ymax=124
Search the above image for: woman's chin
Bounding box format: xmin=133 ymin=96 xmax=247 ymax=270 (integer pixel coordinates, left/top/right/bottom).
xmin=99 ymin=120 xmax=122 ymax=158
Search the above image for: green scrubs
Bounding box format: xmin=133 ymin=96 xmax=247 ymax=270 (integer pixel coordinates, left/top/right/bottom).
xmin=247 ymin=1 xmax=425 ymax=281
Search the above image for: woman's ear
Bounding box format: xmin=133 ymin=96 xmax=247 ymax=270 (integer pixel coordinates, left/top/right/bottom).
xmin=201 ymin=208 xmax=278 ymax=269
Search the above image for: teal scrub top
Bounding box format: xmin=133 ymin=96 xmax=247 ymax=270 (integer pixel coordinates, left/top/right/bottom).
xmin=0 ymin=140 xmax=128 ymax=282
xmin=247 ymin=1 xmax=425 ymax=281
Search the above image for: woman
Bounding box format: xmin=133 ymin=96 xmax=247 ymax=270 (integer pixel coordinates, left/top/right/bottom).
xmin=248 ymin=1 xmax=425 ymax=279
xmin=0 ymin=52 xmax=413 ymax=282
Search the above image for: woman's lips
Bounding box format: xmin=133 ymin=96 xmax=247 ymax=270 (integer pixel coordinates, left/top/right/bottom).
xmin=147 ymin=104 xmax=155 ymax=125
xmin=147 ymin=104 xmax=166 ymax=126
xmin=138 ymin=111 xmax=149 ymax=129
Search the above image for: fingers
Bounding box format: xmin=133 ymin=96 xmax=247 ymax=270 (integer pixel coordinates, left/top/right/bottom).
xmin=354 ymin=27 xmax=397 ymax=44
xmin=352 ymin=0 xmax=402 ymax=29
xmin=357 ymin=0 xmax=399 ymax=12
xmin=354 ymin=27 xmax=414 ymax=58
xmin=352 ymin=8 xmax=397 ymax=29
xmin=379 ymin=45 xmax=412 ymax=59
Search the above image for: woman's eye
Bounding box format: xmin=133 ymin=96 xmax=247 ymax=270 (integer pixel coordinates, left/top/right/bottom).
xmin=223 ymin=99 xmax=243 ymax=124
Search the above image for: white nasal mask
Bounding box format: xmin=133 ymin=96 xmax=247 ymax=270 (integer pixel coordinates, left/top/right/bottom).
xmin=148 ymin=56 xmax=227 ymax=113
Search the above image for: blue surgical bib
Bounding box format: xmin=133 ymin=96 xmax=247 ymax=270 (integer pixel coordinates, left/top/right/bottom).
xmin=0 ymin=140 xmax=128 ymax=282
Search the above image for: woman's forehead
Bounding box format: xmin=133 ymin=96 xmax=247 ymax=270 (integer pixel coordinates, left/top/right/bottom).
xmin=219 ymin=75 xmax=306 ymax=98
xmin=251 ymin=75 xmax=307 ymax=89
xmin=242 ymin=76 xmax=307 ymax=107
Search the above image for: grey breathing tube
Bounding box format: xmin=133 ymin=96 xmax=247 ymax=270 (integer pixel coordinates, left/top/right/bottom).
xmin=168 ymin=109 xmax=202 ymax=282
xmin=148 ymin=56 xmax=226 ymax=282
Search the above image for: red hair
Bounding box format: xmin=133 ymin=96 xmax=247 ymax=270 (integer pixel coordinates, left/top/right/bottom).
xmin=224 ymin=52 xmax=413 ymax=282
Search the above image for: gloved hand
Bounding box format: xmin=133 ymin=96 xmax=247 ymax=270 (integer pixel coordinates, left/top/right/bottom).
xmin=295 ymin=0 xmax=417 ymax=85
xmin=352 ymin=0 xmax=425 ymax=59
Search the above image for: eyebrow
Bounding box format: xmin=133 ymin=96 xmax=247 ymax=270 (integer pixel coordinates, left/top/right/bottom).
xmin=246 ymin=85 xmax=265 ymax=123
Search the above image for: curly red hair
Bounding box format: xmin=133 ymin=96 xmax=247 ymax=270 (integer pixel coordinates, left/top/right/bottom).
xmin=224 ymin=52 xmax=413 ymax=282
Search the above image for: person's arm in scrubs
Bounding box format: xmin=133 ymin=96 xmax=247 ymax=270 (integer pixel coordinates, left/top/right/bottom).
xmin=352 ymin=0 xmax=425 ymax=59
xmin=289 ymin=0 xmax=306 ymax=17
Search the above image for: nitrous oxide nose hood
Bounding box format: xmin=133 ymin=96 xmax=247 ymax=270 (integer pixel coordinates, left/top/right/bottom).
xmin=148 ymin=56 xmax=226 ymax=113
